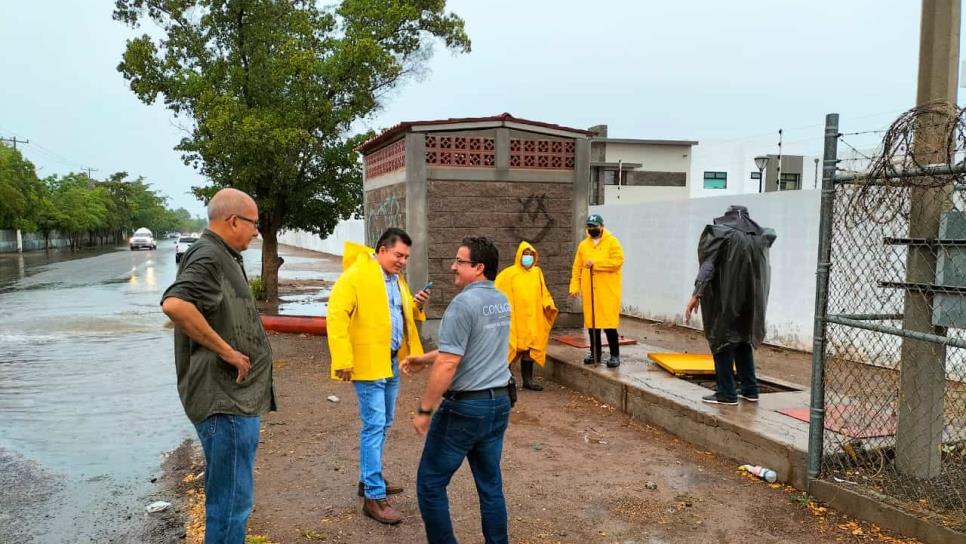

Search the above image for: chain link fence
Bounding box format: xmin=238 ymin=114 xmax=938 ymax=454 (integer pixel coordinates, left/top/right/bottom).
xmin=815 ymin=103 xmax=966 ymax=531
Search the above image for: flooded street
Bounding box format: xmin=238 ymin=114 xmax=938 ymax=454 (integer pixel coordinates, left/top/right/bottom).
xmin=0 ymin=240 xmax=335 ymax=542
xmin=0 ymin=242 xmax=193 ymax=542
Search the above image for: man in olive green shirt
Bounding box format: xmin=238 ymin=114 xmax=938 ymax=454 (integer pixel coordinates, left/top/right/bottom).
xmin=161 ymin=188 xmax=275 ymax=543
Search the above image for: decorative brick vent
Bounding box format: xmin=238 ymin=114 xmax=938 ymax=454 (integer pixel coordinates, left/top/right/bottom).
xmin=426 ymin=136 xmax=496 ymax=167
xmin=509 ymin=139 xmax=575 ymax=169
xmin=364 ymin=138 xmax=406 ymax=178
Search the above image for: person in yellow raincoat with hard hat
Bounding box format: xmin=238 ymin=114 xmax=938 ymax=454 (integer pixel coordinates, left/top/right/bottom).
xmin=569 ymin=214 xmax=625 ymax=368
xmin=495 ymin=241 xmax=558 ymax=391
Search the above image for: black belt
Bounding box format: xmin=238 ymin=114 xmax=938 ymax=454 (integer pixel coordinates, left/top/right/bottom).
xmin=444 ymin=386 xmax=509 ymax=401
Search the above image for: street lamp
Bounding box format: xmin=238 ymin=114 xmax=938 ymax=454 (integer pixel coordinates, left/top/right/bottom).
xmin=754 ymin=155 xmax=769 ymax=193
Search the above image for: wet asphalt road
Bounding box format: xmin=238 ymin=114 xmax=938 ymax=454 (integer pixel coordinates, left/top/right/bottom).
xmin=0 ymin=238 xmax=336 ymax=542
xmin=0 ymin=243 xmax=192 ymax=542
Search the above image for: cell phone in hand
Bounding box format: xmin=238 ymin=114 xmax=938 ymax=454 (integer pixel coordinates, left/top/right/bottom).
xmin=422 ymin=281 xmax=433 ymax=292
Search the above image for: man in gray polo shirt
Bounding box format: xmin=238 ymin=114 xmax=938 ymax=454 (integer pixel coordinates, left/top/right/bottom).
xmin=402 ymin=236 xmax=512 ymax=544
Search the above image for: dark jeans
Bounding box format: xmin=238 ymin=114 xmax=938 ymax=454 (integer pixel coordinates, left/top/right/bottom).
xmin=417 ymin=396 xmax=512 ymax=544
xmin=193 ymin=414 xmax=260 ymax=544
xmin=712 ymin=342 xmax=759 ymax=401
xmin=588 ymin=328 xmax=620 ymax=357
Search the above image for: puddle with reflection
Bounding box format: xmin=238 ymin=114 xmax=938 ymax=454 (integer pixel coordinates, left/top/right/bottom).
xmin=278 ymin=289 xmax=330 ymax=316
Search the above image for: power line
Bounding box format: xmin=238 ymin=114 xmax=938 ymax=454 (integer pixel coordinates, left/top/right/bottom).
xmin=0 ymin=136 xmax=29 ymax=150
xmin=838 ymin=136 xmax=876 ymax=162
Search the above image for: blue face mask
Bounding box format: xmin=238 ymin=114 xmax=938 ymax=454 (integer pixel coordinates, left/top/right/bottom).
xmin=521 ymin=254 xmax=535 ymax=268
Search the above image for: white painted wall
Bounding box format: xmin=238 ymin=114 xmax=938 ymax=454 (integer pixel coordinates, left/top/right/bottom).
xmin=604 ymin=185 xmax=686 ymax=204
xmin=277 ymin=219 xmax=365 ymax=256
xmin=605 ymin=142 xmax=692 ymax=172
xmin=593 ymin=189 xmax=820 ymax=351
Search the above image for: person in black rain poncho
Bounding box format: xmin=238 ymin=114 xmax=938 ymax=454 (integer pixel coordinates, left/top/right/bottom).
xmin=685 ymin=205 xmax=777 ymax=406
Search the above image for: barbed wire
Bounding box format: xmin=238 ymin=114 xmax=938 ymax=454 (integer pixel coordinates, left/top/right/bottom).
xmin=839 ymin=136 xmax=877 ymax=162
xmin=840 ymin=102 xmax=966 ymax=226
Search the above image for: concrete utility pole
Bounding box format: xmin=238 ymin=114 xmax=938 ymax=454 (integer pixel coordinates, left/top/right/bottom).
xmin=0 ymin=136 xmax=29 ymax=150
xmin=82 ymin=167 xmax=99 ymax=187
xmin=896 ymin=0 xmax=960 ymax=479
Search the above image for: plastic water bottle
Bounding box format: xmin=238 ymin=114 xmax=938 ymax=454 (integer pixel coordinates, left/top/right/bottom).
xmin=740 ymin=464 xmax=777 ymax=483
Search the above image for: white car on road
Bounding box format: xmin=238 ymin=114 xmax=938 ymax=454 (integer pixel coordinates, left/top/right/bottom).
xmin=175 ymin=235 xmax=199 ymax=263
xmin=129 ymin=228 xmax=157 ymax=251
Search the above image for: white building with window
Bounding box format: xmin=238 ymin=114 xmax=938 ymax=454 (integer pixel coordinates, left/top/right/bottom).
xmin=689 ymin=141 xmax=822 ymax=198
xmin=588 ymin=124 xmax=697 ymax=205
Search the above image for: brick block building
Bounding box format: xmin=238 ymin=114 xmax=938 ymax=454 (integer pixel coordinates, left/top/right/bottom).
xmin=356 ymin=114 xmax=592 ymax=326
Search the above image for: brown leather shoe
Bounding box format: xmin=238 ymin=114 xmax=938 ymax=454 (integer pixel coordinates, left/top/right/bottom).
xmin=363 ymin=498 xmax=402 ymax=525
xmin=358 ymin=480 xmax=404 ymax=497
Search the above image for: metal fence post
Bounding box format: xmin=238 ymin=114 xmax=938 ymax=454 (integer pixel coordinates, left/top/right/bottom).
xmin=806 ymin=113 xmax=839 ymax=487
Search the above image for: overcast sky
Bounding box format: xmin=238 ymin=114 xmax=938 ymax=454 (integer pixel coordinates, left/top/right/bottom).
xmin=0 ymin=1 xmax=956 ymax=215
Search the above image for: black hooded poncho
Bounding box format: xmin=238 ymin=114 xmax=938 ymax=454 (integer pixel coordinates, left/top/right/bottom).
xmin=693 ymin=206 xmax=777 ymax=353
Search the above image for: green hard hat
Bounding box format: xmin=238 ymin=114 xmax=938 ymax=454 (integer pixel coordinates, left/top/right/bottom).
xmin=586 ymin=214 xmax=604 ymax=226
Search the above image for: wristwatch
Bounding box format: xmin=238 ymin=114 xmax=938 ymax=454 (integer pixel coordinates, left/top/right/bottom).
xmin=417 ymin=406 xmax=434 ymax=416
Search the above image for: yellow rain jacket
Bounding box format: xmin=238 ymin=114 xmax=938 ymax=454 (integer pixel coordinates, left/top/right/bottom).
xmin=327 ymin=241 xmax=425 ymax=381
xmin=569 ymin=228 xmax=624 ymax=329
xmin=495 ymin=242 xmax=558 ymax=366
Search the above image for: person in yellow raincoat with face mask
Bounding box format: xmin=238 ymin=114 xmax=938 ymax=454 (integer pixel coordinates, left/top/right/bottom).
xmin=569 ymin=214 xmax=625 ymax=368
xmin=495 ymin=241 xmax=558 ymax=391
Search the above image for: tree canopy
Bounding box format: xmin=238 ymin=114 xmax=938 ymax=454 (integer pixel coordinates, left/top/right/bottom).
xmin=114 ymin=0 xmax=471 ymax=299
xmin=0 ymin=144 xmax=203 ymax=247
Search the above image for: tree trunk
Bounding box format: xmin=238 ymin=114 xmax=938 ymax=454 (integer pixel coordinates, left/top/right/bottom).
xmin=260 ymin=226 xmax=282 ymax=301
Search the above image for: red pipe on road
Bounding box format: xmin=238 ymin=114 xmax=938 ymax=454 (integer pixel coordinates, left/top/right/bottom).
xmin=260 ymin=315 xmax=327 ymax=336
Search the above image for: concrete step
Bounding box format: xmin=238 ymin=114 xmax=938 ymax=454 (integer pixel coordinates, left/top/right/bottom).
xmin=540 ymin=340 xmax=811 ymax=489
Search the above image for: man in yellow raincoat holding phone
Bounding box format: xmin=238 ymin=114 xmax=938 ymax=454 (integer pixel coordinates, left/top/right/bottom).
xmin=327 ymin=228 xmax=430 ymax=525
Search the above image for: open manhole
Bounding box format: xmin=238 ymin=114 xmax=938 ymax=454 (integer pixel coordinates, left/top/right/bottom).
xmin=678 ymin=375 xmax=801 ymax=394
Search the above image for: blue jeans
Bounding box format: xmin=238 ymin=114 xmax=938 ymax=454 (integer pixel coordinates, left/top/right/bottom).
xmin=353 ymin=358 xmax=401 ymax=499
xmin=417 ymin=396 xmax=512 ymax=544
xmin=193 ymin=414 xmax=261 ymax=544
xmin=712 ymin=342 xmax=759 ymax=401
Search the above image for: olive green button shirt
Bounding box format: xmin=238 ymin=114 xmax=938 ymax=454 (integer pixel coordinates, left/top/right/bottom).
xmin=161 ymin=230 xmax=276 ymax=424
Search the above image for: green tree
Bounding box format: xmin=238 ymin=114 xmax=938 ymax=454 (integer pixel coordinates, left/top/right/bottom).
xmin=170 ymin=207 xmax=207 ymax=234
xmin=0 ymin=145 xmax=46 ymax=231
xmin=33 ymin=180 xmax=63 ymax=249
xmin=96 ymin=172 xmax=185 ymax=240
xmin=114 ymin=0 xmax=470 ymax=299
xmin=47 ymin=174 xmax=109 ymax=249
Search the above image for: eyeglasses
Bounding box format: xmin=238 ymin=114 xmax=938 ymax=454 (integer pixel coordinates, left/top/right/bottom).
xmin=232 ymin=215 xmax=259 ymax=228
xmin=453 ymin=259 xmax=480 ymax=267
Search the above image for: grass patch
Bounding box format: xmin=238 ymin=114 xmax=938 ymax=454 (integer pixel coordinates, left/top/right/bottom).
xmin=250 ymin=276 xmax=266 ymax=301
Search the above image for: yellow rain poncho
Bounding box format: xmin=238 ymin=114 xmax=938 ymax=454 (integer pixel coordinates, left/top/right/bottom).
xmin=327 ymin=241 xmax=425 ymax=381
xmin=569 ymin=228 xmax=624 ymax=329
xmin=494 ymin=241 xmax=558 ymax=365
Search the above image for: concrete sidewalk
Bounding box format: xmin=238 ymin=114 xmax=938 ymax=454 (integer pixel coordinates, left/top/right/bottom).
xmin=538 ymin=333 xmax=811 ymax=489
xmin=539 ymin=329 xmax=966 ymax=544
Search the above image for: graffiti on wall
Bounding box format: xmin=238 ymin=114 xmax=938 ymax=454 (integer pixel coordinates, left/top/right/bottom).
xmin=511 ymin=193 xmax=556 ymax=244
xmin=366 ymin=193 xmax=404 ymax=246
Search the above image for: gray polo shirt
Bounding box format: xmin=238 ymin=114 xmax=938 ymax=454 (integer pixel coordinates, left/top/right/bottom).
xmin=438 ymin=280 xmax=512 ymax=391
